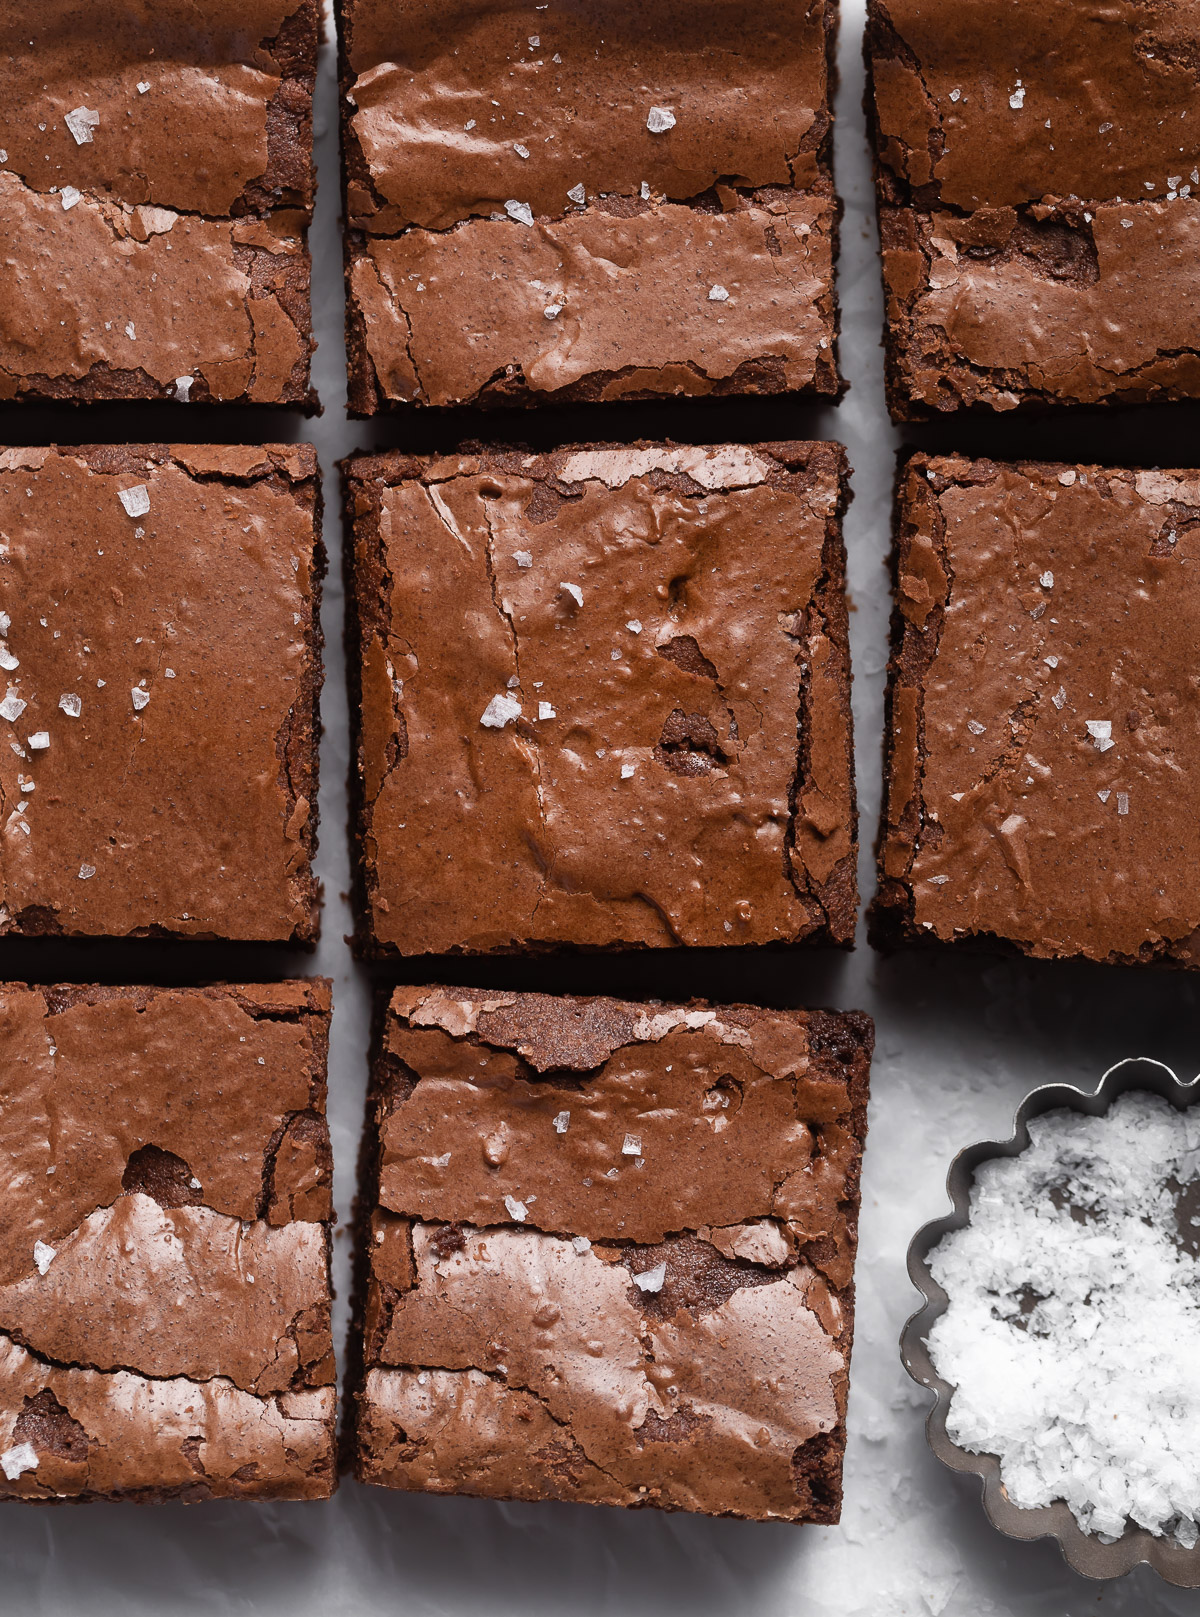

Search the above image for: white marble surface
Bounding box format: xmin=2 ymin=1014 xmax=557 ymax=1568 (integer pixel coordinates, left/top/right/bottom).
xmin=5 ymin=3 xmax=1200 ymax=1611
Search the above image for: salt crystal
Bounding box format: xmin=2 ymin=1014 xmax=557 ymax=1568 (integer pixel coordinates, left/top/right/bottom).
xmin=1117 ymin=792 xmax=1129 ymax=815
xmin=505 ymin=199 xmax=534 ymax=226
xmin=131 ymin=687 xmax=150 ymax=712
xmin=1009 ymin=85 xmax=1026 ymax=110
xmin=928 ymin=1093 xmax=1200 ymax=1546
xmin=514 ymin=142 xmax=530 ymax=159
xmin=1085 ymin=718 xmax=1114 ymax=752
xmin=137 ymin=81 xmax=150 ymax=94
xmin=503 ymin=1194 xmax=527 ymax=1222
xmin=430 ymin=1152 xmax=451 ymax=1168
xmin=567 ymin=183 xmax=586 ymax=205
xmin=646 ymin=106 xmax=676 ymax=134
xmin=33 ymin=1240 xmax=56 ymax=1275
xmin=78 ymin=863 xmax=95 ymax=879
xmin=622 ymin=1133 xmax=642 ymax=1155
xmin=537 ymin=700 xmax=555 ymax=720
xmin=58 ymin=693 xmax=81 ymax=718
xmin=553 ymin=1110 xmax=570 ymax=1133
xmin=572 ymin=1235 xmax=591 ymax=1254
xmin=1098 ymin=788 xmax=1111 ymax=803
xmin=708 ymin=284 xmax=730 ymax=302
xmin=966 ymin=719 xmax=986 ymax=735
xmin=640 ymin=180 xmax=650 ymax=200
xmin=513 ymin=551 xmax=532 ymax=567
xmin=60 ymin=185 xmax=81 ymax=210
xmin=1 ymin=690 xmax=27 ymax=724
xmin=480 ymin=693 xmax=521 ymax=728
xmin=633 ymin=1260 xmax=667 ymax=1293
xmin=559 ymin=581 xmax=583 ymax=606
xmin=626 ymin=619 xmax=642 ymax=634
xmin=621 ymin=763 xmax=636 ymax=779
xmin=0 ymin=1444 xmax=37 ymax=1482
xmin=1039 ymin=571 xmax=1054 ymax=588
xmin=543 ymin=304 xmax=563 ymax=319
xmin=27 ymin=732 xmax=49 ymax=751
xmin=1052 ymin=686 xmax=1067 ymax=710
xmin=0 ymin=646 xmax=16 ymax=670
xmin=64 ymin=106 xmax=100 ymax=145
xmin=174 ymin=376 xmax=193 ymax=402
xmin=1058 ymin=470 xmax=1076 ymax=487
xmin=118 ymin=484 xmax=150 ymax=518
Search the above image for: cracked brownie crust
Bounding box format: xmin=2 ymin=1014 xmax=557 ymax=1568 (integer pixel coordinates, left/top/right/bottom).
xmin=0 ymin=1 xmax=317 ymax=407
xmin=352 ymin=985 xmax=872 ymax=1522
xmin=343 ymin=440 xmax=857 ymax=957
xmin=0 ymin=981 xmax=336 ymax=1503
xmin=0 ymin=445 xmax=324 ymax=944
xmin=337 ymin=0 xmax=841 ymax=411
xmin=866 ymin=0 xmax=1200 ymax=417
xmin=872 ymin=453 xmax=1200 ymax=966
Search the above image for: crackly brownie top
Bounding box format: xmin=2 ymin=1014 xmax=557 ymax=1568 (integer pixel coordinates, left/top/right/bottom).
xmin=342 ymin=0 xmax=831 ymax=232
xmin=0 ymin=982 xmax=334 ymax=1395
xmin=0 ymin=445 xmax=321 ymax=942
xmin=870 ymin=0 xmax=1200 ymax=209
xmin=879 ymin=455 xmax=1200 ymax=963
xmin=348 ymin=441 xmax=854 ymax=954
xmin=362 ymin=986 xmax=871 ymax=1518
xmin=2 ymin=0 xmax=317 ymax=217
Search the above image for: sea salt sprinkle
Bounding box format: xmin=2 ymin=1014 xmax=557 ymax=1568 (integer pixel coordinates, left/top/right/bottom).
xmin=928 ymin=1093 xmax=1200 ymax=1547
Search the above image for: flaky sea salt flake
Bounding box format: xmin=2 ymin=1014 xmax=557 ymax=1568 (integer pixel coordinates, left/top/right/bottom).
xmin=1085 ymin=718 xmax=1114 ymax=751
xmin=60 ymin=185 xmax=81 ymax=210
xmin=633 ymin=1261 xmax=667 ymax=1293
xmin=537 ymin=701 xmax=555 ymax=720
xmin=708 ymin=284 xmax=730 ymax=302
xmin=0 ymin=691 xmax=26 ymax=724
xmin=117 ymin=484 xmax=150 ymax=518
xmin=622 ymin=1133 xmax=642 ymax=1155
xmin=33 ymin=1240 xmax=56 ymax=1275
xmin=78 ymin=863 xmax=96 ymax=879
xmin=58 ymin=693 xmax=81 ymax=718
xmin=27 ymin=732 xmax=49 ymax=751
xmin=504 ymin=199 xmax=534 ymax=226
xmin=559 ymin=581 xmax=583 ymax=606
xmin=174 ymin=376 xmax=193 ymax=402
xmin=567 ymin=183 xmax=586 ymax=205
xmin=0 ymin=1444 xmax=37 ymax=1482
xmin=646 ymin=106 xmax=676 ymax=134
xmin=65 ymin=106 xmax=100 ymax=145
xmin=1117 ymin=792 xmax=1130 ymax=815
xmin=480 ymin=693 xmax=521 ymax=728
xmin=513 ymin=550 xmax=532 ymax=567
xmin=131 ymin=686 xmax=150 ymax=712
xmin=553 ymin=1110 xmax=570 ymax=1133
xmin=503 ymin=1194 xmax=528 ymax=1222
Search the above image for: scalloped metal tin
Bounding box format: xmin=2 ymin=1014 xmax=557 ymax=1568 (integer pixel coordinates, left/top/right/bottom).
xmin=901 ymin=1057 xmax=1200 ymax=1586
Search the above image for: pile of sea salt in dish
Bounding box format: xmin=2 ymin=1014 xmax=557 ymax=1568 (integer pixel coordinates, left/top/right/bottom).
xmin=928 ymin=1092 xmax=1200 ymax=1546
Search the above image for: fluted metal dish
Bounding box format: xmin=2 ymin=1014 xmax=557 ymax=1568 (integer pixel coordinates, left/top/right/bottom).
xmin=901 ymin=1057 xmax=1200 ymax=1586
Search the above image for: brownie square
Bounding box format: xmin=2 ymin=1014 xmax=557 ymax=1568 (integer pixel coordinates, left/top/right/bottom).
xmin=344 ymin=441 xmax=856 ymax=956
xmin=873 ymin=454 xmax=1200 ymax=966
xmin=0 ymin=3 xmax=316 ymax=407
xmin=338 ymin=0 xmax=840 ymax=411
xmin=353 ymin=986 xmax=872 ymax=1521
xmin=0 ymin=981 xmax=335 ymax=1503
xmin=0 ymin=444 xmax=324 ymax=943
xmin=865 ymin=0 xmax=1200 ymax=417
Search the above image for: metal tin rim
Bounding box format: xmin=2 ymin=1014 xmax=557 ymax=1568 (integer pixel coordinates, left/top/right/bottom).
xmin=901 ymin=1057 xmax=1200 ymax=1586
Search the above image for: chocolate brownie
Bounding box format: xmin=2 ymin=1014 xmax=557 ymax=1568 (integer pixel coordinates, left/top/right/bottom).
xmin=865 ymin=0 xmax=1200 ymax=417
xmin=0 ymin=981 xmax=335 ymax=1503
xmin=344 ymin=441 xmax=857 ymax=956
xmin=352 ymin=985 xmax=872 ymax=1522
xmin=0 ymin=2 xmax=317 ymax=407
xmin=338 ymin=0 xmax=841 ymax=411
xmin=0 ymin=444 xmax=323 ymax=943
xmin=873 ymin=453 xmax=1200 ymax=966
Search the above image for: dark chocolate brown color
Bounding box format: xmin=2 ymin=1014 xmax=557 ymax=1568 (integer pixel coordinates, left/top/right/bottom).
xmin=338 ymin=0 xmax=841 ymax=411
xmin=0 ymin=981 xmax=336 ymax=1503
xmin=873 ymin=454 xmax=1200 ymax=965
xmin=0 ymin=445 xmax=323 ymax=943
xmin=0 ymin=1 xmax=317 ymax=406
xmin=344 ymin=441 xmax=857 ymax=956
xmin=866 ymin=0 xmax=1200 ymax=417
xmin=353 ymin=985 xmax=872 ymax=1522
